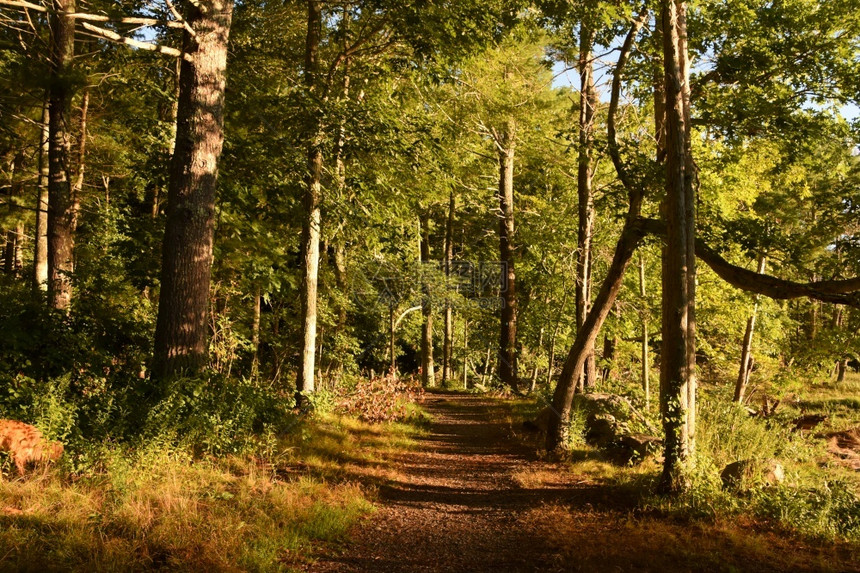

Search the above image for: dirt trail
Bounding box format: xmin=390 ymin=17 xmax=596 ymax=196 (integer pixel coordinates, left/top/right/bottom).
xmin=312 ymin=392 xmax=860 ymax=573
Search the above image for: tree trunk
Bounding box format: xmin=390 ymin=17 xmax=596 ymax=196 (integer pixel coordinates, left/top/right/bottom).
xmin=546 ymin=218 xmax=649 ymax=453
xmin=576 ymin=14 xmax=599 ymax=392
xmin=530 ymin=325 xmax=544 ymax=393
xmin=296 ymin=0 xmax=323 ymax=403
xmin=71 ymin=87 xmax=89 ymax=233
xmin=640 ymin=252 xmax=650 ymax=409
xmin=836 ymin=359 xmax=847 ymax=383
xmin=658 ymin=0 xmax=697 ymax=495
xmin=481 ymin=343 xmax=492 ymax=387
xmin=251 ymin=286 xmax=261 ymax=375
xmin=420 ymin=224 xmax=435 ymax=387
xmin=734 ymin=255 xmax=766 ymax=403
xmin=4 ymin=152 xmax=24 ymax=277
xmin=35 ymin=99 xmax=50 ymax=290
xmin=442 ymin=191 xmax=455 ymax=386
xmin=546 ymin=6 xmax=649 ymax=454
xmin=497 ymin=119 xmax=518 ymax=392
xmin=462 ymin=319 xmax=469 ymax=388
xmin=47 ymin=0 xmax=76 ymax=310
xmin=152 ymin=0 xmax=234 ymax=380
xmin=601 ymin=305 xmax=619 ymax=381
xmin=389 ymin=304 xmax=396 ymax=375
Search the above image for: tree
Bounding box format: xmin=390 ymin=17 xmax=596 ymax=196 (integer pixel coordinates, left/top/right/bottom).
xmin=47 ymin=0 xmax=76 ymax=309
xmin=296 ymin=0 xmax=323 ymax=403
xmin=546 ymin=4 xmax=649 ymax=454
xmin=658 ymin=0 xmax=696 ymax=494
xmin=152 ymin=0 xmax=235 ymax=380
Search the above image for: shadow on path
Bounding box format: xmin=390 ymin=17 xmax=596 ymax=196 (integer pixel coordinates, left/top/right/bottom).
xmin=311 ymin=392 xmax=860 ymax=573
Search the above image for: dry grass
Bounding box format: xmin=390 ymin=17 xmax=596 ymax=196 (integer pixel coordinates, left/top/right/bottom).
xmin=0 ymin=413 xmax=422 ymax=572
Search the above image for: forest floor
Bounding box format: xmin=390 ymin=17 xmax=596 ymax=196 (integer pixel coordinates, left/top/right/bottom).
xmin=310 ymin=392 xmax=860 ymax=573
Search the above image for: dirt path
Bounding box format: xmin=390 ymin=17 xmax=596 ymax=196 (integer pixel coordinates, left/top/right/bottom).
xmin=312 ymin=392 xmax=860 ymax=573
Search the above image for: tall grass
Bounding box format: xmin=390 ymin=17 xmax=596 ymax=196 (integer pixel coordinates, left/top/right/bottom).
xmin=0 ymin=411 xmax=421 ymax=572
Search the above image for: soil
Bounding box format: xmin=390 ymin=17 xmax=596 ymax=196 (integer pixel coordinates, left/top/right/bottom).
xmin=311 ymin=392 xmax=860 ymax=573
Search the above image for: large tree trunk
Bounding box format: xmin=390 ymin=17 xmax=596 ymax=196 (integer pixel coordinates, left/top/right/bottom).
xmin=442 ymin=191 xmax=455 ymax=386
xmin=47 ymin=0 xmax=76 ymax=310
xmin=296 ymin=0 xmax=323 ymax=404
xmin=34 ymin=100 xmax=50 ymax=290
xmin=420 ymin=224 xmax=435 ymax=387
xmin=576 ymin=13 xmax=599 ymax=392
xmin=658 ymin=0 xmax=697 ymax=495
xmin=152 ymin=0 xmax=234 ymax=380
xmin=497 ymin=119 xmax=518 ymax=392
xmin=734 ymin=255 xmax=766 ymax=403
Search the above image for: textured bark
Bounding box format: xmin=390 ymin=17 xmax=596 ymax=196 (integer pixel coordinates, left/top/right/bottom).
xmin=297 ymin=0 xmax=323 ymax=402
xmin=659 ymin=0 xmax=697 ymax=495
xmin=734 ymin=256 xmax=766 ymax=403
xmin=576 ymin=14 xmax=599 ymax=392
xmin=442 ymin=191 xmax=455 ymax=386
xmin=652 ymin=10 xmax=666 ymax=156
xmin=152 ymin=0 xmax=234 ymax=380
xmin=420 ymin=226 xmax=435 ymax=387
xmin=47 ymin=0 xmax=76 ymax=309
xmin=35 ymin=100 xmax=49 ymax=290
xmin=389 ymin=304 xmax=396 ymax=374
xmin=530 ymin=326 xmax=544 ymax=392
xmin=462 ymin=319 xmax=468 ymax=388
xmin=497 ymin=119 xmax=518 ymax=392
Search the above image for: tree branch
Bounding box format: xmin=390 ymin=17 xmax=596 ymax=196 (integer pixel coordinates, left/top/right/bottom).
xmin=607 ymin=3 xmax=649 ymax=211
xmin=642 ymin=218 xmax=860 ymax=307
xmin=80 ymin=21 xmax=188 ymax=60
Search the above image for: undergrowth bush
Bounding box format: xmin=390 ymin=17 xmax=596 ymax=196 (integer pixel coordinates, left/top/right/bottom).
xmin=667 ymin=394 xmax=860 ymax=541
xmin=142 ymin=373 xmax=297 ymax=455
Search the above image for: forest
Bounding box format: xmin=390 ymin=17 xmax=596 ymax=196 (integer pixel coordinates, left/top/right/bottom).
xmin=1 ymin=0 xmax=860 ymax=570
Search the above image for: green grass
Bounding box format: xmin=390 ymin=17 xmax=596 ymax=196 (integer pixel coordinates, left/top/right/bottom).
xmin=0 ymin=412 xmax=423 ymax=572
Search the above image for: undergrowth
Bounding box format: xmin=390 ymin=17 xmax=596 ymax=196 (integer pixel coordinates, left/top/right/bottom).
xmin=0 ymin=369 xmax=427 ymax=572
xmin=515 ymin=387 xmax=860 ymax=545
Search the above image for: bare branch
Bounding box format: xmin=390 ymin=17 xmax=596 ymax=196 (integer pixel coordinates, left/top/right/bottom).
xmin=80 ymin=21 xmax=188 ymax=60
xmin=72 ymin=13 xmax=186 ymax=29
xmin=163 ymin=0 xmax=195 ymax=36
xmin=0 ymin=0 xmax=45 ymax=12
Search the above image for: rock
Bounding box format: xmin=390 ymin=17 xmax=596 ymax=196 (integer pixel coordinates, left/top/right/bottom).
xmin=618 ymin=434 xmax=662 ymax=463
xmin=721 ymin=459 xmax=784 ymax=490
xmin=585 ymin=413 xmax=617 ymax=447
